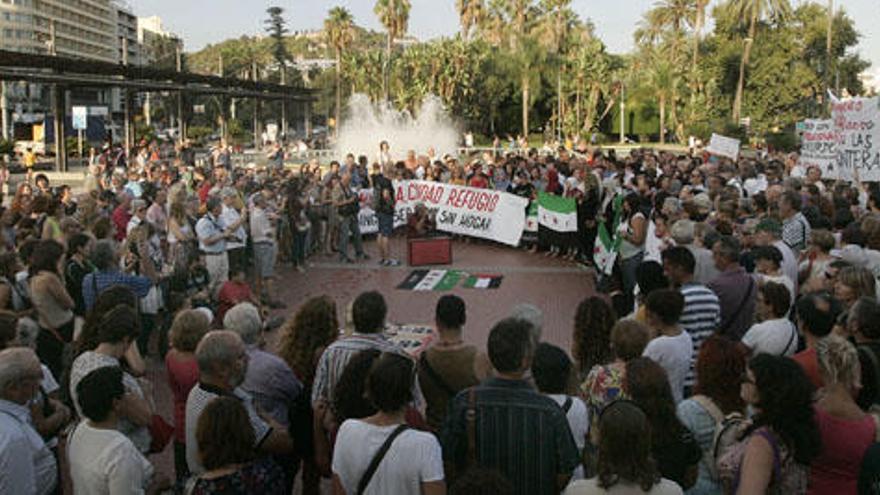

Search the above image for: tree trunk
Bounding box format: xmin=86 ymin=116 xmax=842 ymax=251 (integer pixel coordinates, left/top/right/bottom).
xmin=384 ymin=32 xmax=392 ymax=103
xmin=522 ymin=74 xmax=530 ymax=139
xmin=575 ymin=85 xmax=581 ymax=134
xmin=659 ymin=94 xmax=666 ymax=145
xmin=826 ymin=0 xmax=834 ymax=89
xmin=335 ymin=47 xmax=342 ymax=138
xmin=692 ymin=1 xmax=704 ymax=72
xmin=732 ymin=11 xmax=757 ymax=123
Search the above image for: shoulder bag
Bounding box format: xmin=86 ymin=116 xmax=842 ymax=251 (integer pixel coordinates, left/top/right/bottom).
xmin=356 ymin=424 xmax=410 ymax=495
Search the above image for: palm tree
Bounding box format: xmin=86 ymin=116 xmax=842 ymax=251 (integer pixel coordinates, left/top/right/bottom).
xmin=324 ymin=7 xmax=355 ymax=136
xmin=692 ymin=0 xmax=708 ymax=70
xmin=825 ymin=0 xmax=834 ymax=90
xmin=729 ymin=0 xmax=791 ymax=123
xmin=457 ymin=0 xmax=485 ymax=42
xmin=540 ymin=0 xmax=573 ymax=139
xmin=374 ymin=0 xmax=412 ymax=102
xmin=479 ymin=0 xmax=508 ymax=46
xmin=646 ymin=52 xmax=678 ymax=144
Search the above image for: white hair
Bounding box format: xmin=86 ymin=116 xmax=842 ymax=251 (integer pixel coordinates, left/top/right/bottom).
xmin=223 ymin=303 xmax=262 ymax=345
xmin=510 ymin=303 xmax=543 ymax=343
xmin=0 ymin=348 xmax=39 ymax=395
xmin=195 ymin=330 xmax=242 ymax=375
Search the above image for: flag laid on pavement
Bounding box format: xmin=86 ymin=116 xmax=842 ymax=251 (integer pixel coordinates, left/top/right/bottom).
xmin=537 ymin=192 xmax=577 ymax=233
xmin=463 ymin=274 xmax=503 ymax=289
xmin=397 ymin=270 xmax=462 ymax=291
xmin=593 ymin=193 xmax=624 ymax=276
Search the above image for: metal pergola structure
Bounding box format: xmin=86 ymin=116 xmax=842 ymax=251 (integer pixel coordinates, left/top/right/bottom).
xmin=0 ymin=49 xmax=317 ymax=170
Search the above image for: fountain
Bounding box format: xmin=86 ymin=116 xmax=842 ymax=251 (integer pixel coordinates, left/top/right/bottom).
xmin=334 ymin=93 xmax=461 ymax=162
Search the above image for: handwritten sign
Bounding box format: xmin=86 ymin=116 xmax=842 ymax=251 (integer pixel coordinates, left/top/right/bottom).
xmin=706 ymin=133 xmax=741 ymax=160
xmin=833 ymin=97 xmax=880 ymax=182
xmin=799 ymin=119 xmax=837 ymax=179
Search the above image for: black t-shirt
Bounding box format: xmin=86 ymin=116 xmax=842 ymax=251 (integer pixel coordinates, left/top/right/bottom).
xmin=857 ymin=342 xmax=880 ymax=410
xmin=374 ymin=175 xmax=395 ymax=215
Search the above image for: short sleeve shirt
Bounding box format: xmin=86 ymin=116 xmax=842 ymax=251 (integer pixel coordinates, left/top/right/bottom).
xmin=185 ymin=383 xmax=272 ymax=475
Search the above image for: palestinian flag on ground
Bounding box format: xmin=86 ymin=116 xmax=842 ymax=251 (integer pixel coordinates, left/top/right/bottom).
xmin=524 ymin=201 xmax=539 ymax=233
xmin=397 ymin=270 xmax=462 ymax=291
xmin=538 ymin=192 xmax=577 ymax=232
xmin=593 ymin=194 xmax=625 ymax=276
xmin=463 ymin=274 xmax=503 ymax=289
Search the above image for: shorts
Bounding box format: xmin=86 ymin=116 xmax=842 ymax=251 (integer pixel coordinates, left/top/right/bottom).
xmin=253 ymin=242 xmax=277 ymax=278
xmin=377 ymin=212 xmax=394 ymax=237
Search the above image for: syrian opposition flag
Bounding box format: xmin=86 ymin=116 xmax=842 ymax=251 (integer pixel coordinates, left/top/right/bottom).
xmin=463 ymin=274 xmax=503 ymax=289
xmin=397 ymin=270 xmax=462 ymax=291
xmin=593 ymin=194 xmax=624 ymax=276
xmin=524 ymin=201 xmax=539 ymax=233
xmin=538 ymin=192 xmax=577 ymax=233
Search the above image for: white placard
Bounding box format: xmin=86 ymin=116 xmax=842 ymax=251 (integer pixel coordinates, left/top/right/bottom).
xmin=799 ymin=119 xmax=837 ymax=179
xmin=832 ymin=97 xmax=880 ymax=182
xmin=706 ymin=133 xmax=741 ymax=160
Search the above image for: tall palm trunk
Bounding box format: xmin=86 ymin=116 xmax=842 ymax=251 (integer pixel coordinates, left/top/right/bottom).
xmin=659 ymin=93 xmax=666 ymax=144
xmin=384 ymin=31 xmax=392 ymax=102
xmin=732 ymin=9 xmax=757 ymax=123
xmin=522 ymin=74 xmax=530 ymax=138
xmin=692 ymin=0 xmax=705 ymax=71
xmin=335 ymin=47 xmax=342 ymax=137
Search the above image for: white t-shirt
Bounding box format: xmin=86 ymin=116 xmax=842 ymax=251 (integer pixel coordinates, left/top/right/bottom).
xmin=332 ymin=420 xmax=444 ymax=495
xmin=550 ymin=394 xmax=589 ymax=480
xmin=564 ymin=477 xmax=683 ymax=495
xmin=643 ymin=331 xmax=693 ymax=403
xmin=67 ymin=422 xmax=153 ymax=495
xmin=741 ymin=318 xmax=798 ymax=357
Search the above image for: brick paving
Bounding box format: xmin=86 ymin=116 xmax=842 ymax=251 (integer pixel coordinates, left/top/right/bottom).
xmin=143 ymin=237 xmax=598 ymax=493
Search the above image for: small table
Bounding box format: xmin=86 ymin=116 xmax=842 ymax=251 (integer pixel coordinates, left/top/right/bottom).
xmin=407 ymin=236 xmax=453 ymax=266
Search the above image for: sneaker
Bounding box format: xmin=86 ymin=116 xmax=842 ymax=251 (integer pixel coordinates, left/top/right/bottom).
xmin=379 ymin=259 xmax=389 ymax=266
xmin=358 ymin=253 xmax=371 ymax=260
xmin=296 ymin=265 xmax=305 ymax=273
xmin=388 ymin=259 xmax=401 ymax=267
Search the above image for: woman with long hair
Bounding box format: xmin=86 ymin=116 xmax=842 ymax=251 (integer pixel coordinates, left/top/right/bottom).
xmin=626 ymin=358 xmax=701 ymax=490
xmin=571 ymin=296 xmax=617 ymax=379
xmin=278 ymin=296 xmax=339 ymax=495
xmin=28 ymin=240 xmax=75 ymax=379
xmin=718 ymin=354 xmax=821 ymax=494
xmin=167 ymin=198 xmax=196 ymax=273
xmin=677 ymin=336 xmax=748 ymax=494
xmin=564 ymin=400 xmax=682 ymax=494
xmin=618 ymin=193 xmax=648 ymax=310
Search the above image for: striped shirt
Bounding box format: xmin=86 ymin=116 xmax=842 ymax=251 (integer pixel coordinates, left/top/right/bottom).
xmin=679 ymin=282 xmax=721 ymax=388
xmin=310 ymin=333 xmax=424 ymax=410
xmin=440 ymin=377 xmax=581 ymax=495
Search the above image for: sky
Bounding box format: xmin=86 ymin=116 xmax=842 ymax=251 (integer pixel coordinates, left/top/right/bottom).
xmin=128 ymin=0 xmax=879 ymax=70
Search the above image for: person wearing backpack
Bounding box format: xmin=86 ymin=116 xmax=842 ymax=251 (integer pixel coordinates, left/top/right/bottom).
xmin=332 ymin=352 xmax=445 ymax=495
xmin=417 ymin=295 xmax=490 ymax=432
xmin=676 ymin=336 xmax=749 ymax=495
xmin=717 ymin=354 xmax=821 ymax=494
xmin=532 ymin=343 xmax=589 ymax=481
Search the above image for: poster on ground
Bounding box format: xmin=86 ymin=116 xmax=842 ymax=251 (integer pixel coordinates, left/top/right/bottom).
xmin=799 ymin=119 xmax=837 ymax=179
xmin=706 ymin=133 xmax=741 ymax=160
xmin=832 ymin=97 xmax=880 ymax=182
xmin=357 ymin=181 xmax=529 ymax=246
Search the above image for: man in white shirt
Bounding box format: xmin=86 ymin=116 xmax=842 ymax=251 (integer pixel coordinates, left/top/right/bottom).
xmin=250 ymin=191 xmax=279 ymax=305
xmin=196 ymin=197 xmax=233 ymax=294
xmin=642 ymin=289 xmax=694 ymax=403
xmin=0 ymin=348 xmax=57 ymax=495
xmin=220 ymin=188 xmax=248 ymax=275
xmin=185 ymin=331 xmax=294 ymax=475
xmin=67 ymin=366 xmax=168 ymax=495
xmin=742 ymin=282 xmax=798 ymax=357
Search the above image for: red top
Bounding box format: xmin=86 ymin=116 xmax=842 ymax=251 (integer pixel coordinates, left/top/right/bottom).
xmin=216 ymin=280 xmax=253 ymax=325
xmin=165 ymin=351 xmax=200 ymax=443
xmin=792 ymin=347 xmax=824 ymax=389
xmin=468 ymin=175 xmax=489 ymax=189
xmin=111 ymin=204 xmax=130 ymax=241
xmin=808 ymin=406 xmax=875 ymax=495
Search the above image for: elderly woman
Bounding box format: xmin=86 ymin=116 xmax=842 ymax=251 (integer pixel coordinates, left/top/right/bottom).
xmin=223 ymin=302 xmax=303 ymax=492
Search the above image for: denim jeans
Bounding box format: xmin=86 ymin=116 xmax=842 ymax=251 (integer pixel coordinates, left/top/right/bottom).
xmin=292 ymin=230 xmax=308 ymax=266
xmin=338 ymin=214 xmax=364 ymax=259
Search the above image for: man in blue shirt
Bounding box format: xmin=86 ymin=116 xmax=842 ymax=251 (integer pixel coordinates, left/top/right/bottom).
xmin=82 ymin=239 xmax=156 ymax=312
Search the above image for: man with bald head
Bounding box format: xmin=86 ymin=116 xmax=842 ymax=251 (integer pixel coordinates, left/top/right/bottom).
xmin=334 ymin=171 xmax=369 ymax=263
xmin=0 ymin=348 xmax=58 ymax=494
xmin=184 ymin=330 xmax=293 ymax=475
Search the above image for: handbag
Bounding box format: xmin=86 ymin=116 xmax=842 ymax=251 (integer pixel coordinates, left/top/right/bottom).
xmin=148 ymin=414 xmax=174 ymax=454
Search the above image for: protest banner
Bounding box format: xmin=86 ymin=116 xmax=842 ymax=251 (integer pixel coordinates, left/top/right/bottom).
xmin=706 ymin=133 xmax=741 ymax=160
xmin=357 ymin=181 xmax=529 ymax=246
xmin=832 ymin=96 xmax=880 ymax=182
xmin=799 ymin=119 xmax=837 ymax=178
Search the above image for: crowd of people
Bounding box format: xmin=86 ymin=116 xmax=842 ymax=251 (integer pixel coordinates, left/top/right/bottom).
xmin=3 ymin=134 xmax=880 ymax=495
